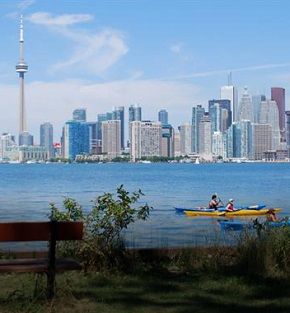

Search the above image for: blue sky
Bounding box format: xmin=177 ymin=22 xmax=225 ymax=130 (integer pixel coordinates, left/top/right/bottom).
xmin=0 ymin=0 xmax=290 ymax=141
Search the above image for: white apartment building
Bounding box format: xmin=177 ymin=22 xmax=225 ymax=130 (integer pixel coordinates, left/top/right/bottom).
xmin=102 ymin=120 xmax=121 ymax=159
xmin=179 ymin=123 xmax=192 ymax=156
xmin=130 ymin=121 xmax=162 ymax=162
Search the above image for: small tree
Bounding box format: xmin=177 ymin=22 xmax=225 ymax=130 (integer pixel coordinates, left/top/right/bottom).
xmin=50 ymin=185 xmax=152 ymax=270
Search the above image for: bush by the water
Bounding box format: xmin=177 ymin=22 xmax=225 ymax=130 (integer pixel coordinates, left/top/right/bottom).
xmin=49 ymin=185 xmax=152 ymax=271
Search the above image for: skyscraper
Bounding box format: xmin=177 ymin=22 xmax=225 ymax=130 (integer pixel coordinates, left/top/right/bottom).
xmin=179 ymin=123 xmax=192 ymax=156
xmin=128 ymin=105 xmax=142 ymax=147
xmin=252 ymin=124 xmax=272 ymax=160
xmin=86 ymin=122 xmax=98 ymax=154
xmin=199 ymin=115 xmax=212 ymax=157
xmin=64 ymin=120 xmax=89 ymax=160
xmin=129 ymin=105 xmax=142 ymax=123
xmin=161 ymin=124 xmax=174 ymax=158
xmin=40 ymin=122 xmax=54 ymax=158
xmin=252 ymin=94 xmax=266 ymax=123
xmin=16 ymin=15 xmax=28 ymax=136
xmin=260 ymin=100 xmax=280 ymax=150
xmin=208 ymin=99 xmax=231 ymax=131
xmin=271 ymin=87 xmax=286 ymax=140
xmin=112 ymin=106 xmax=125 ymax=150
xmin=102 ymin=120 xmax=121 ymax=159
xmin=158 ymin=109 xmax=169 ymax=125
xmin=130 ymin=121 xmax=162 ymax=161
xmin=239 ymin=87 xmax=254 ymax=122
xmin=192 ymin=105 xmax=205 ymax=153
xmin=220 ymin=85 xmax=238 ymax=122
xmin=73 ymin=108 xmax=87 ymax=122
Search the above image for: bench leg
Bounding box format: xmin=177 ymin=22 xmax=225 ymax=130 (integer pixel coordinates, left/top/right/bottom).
xmin=46 ymin=271 xmax=55 ymax=299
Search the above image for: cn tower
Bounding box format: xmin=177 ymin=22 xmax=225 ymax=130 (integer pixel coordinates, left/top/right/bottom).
xmin=15 ymin=15 xmax=28 ymax=134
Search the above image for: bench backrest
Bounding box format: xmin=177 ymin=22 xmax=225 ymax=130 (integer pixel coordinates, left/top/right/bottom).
xmin=0 ymin=221 xmax=83 ymax=242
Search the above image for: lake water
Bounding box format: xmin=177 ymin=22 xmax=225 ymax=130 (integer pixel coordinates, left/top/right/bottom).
xmin=0 ymin=162 xmax=289 ymax=248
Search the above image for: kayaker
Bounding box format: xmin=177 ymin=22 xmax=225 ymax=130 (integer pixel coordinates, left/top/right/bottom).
xmin=266 ymin=209 xmax=278 ymax=222
xmin=225 ymin=199 xmax=235 ymax=212
xmin=208 ymin=194 xmax=220 ymax=210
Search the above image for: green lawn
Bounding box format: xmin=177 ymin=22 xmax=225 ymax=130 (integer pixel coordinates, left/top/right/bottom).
xmin=0 ymin=271 xmax=289 ymax=313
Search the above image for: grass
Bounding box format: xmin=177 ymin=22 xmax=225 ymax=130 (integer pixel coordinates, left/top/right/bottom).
xmin=1 ymin=270 xmax=290 ymax=313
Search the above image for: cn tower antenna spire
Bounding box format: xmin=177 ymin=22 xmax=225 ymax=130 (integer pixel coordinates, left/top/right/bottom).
xmin=16 ymin=14 xmax=28 ymax=134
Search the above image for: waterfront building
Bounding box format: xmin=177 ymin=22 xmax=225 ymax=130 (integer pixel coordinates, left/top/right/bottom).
xmin=179 ymin=123 xmax=192 ymax=156
xmin=220 ymin=85 xmax=238 ymax=122
xmin=0 ymin=133 xmax=17 ymax=161
xmin=212 ymin=131 xmax=225 ymax=158
xmin=128 ymin=105 xmax=142 ymax=147
xmin=130 ymin=121 xmax=162 ymax=162
xmin=286 ymin=111 xmax=290 ymax=157
xmin=19 ymin=131 xmax=33 ymax=146
xmin=199 ymin=115 xmax=212 ymax=157
xmin=73 ymin=108 xmax=86 ymax=122
xmin=271 ymin=87 xmax=286 ymax=141
xmin=64 ymin=120 xmax=89 ymax=160
xmin=232 ymin=120 xmax=252 ymax=159
xmin=252 ymin=94 xmax=266 ymax=123
xmin=161 ymin=124 xmax=174 ymax=158
xmin=209 ymin=103 xmax=221 ymax=134
xmin=192 ymin=105 xmax=205 ymax=153
xmin=260 ymin=100 xmax=281 ymax=150
xmin=225 ymin=125 xmax=234 ymax=158
xmin=112 ymin=106 xmax=125 ymax=150
xmin=158 ymin=109 xmax=169 ymax=125
xmin=40 ymin=122 xmax=54 ymax=158
xmin=102 ymin=120 xmax=121 ymax=159
xmin=208 ymin=99 xmax=231 ymax=132
xmin=252 ymin=124 xmax=272 ymax=160
xmin=174 ymin=131 xmax=181 ymax=157
xmin=239 ymin=87 xmax=254 ymax=122
xmin=86 ymin=122 xmax=98 ymax=154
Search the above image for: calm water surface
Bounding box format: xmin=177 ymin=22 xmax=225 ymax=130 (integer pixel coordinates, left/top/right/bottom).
xmin=0 ymin=163 xmax=289 ymax=248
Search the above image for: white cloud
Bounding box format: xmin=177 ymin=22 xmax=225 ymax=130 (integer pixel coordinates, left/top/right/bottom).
xmin=0 ymin=79 xmax=201 ymax=142
xmin=170 ymin=43 xmax=182 ymax=54
xmin=18 ymin=0 xmax=35 ymax=10
xmin=27 ymin=12 xmax=128 ymax=75
xmin=27 ymin=12 xmax=93 ymax=26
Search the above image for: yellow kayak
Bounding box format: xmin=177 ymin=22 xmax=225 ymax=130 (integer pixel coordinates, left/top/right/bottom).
xmin=184 ymin=210 xmax=224 ymax=217
xmin=225 ymin=208 xmax=281 ymax=216
xmin=184 ymin=208 xmax=281 ymax=217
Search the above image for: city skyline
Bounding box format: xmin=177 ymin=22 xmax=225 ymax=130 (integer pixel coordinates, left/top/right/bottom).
xmin=1 ymin=1 xmax=290 ymax=141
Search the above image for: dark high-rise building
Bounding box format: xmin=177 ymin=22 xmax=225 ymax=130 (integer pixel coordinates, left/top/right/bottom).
xmin=19 ymin=131 xmax=33 ymax=146
xmin=73 ymin=108 xmax=86 ymax=122
xmin=86 ymin=122 xmax=98 ymax=154
xmin=129 ymin=105 xmax=142 ymax=147
xmin=64 ymin=120 xmax=89 ymax=160
xmin=208 ymin=99 xmax=232 ymax=134
xmin=112 ymin=106 xmax=125 ymax=149
xmin=158 ymin=109 xmax=168 ymax=125
xmin=271 ymin=87 xmax=285 ymax=140
xmin=40 ymin=122 xmax=54 ymax=158
xmin=192 ymin=105 xmax=205 ymax=153
xmin=252 ymin=94 xmax=266 ymax=123
xmin=129 ymin=105 xmax=142 ymax=122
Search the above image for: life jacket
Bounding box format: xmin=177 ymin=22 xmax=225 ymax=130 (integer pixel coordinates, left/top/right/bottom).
xmin=226 ymin=203 xmax=234 ymax=211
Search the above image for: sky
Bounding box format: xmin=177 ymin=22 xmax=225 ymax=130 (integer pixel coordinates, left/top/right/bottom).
xmin=1 ymin=0 xmax=290 ymax=142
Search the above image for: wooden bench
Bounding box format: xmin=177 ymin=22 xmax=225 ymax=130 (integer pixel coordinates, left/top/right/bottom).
xmin=0 ymin=221 xmax=83 ymax=299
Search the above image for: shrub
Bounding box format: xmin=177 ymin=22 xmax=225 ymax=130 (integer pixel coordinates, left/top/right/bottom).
xmin=50 ymin=185 xmax=152 ymax=271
